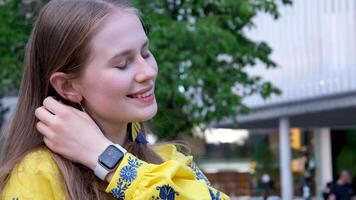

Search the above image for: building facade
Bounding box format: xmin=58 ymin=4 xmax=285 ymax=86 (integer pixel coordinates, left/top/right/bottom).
xmin=220 ymin=0 xmax=356 ymax=199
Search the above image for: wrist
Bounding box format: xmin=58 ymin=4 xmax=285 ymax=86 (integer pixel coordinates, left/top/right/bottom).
xmin=105 ymin=170 xmax=116 ymax=183
xmin=94 ymin=143 xmax=127 ymax=181
xmin=87 ymin=139 xmax=113 ymax=171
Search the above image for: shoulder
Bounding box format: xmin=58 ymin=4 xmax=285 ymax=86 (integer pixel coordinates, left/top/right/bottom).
xmin=151 ymin=143 xmax=193 ymax=164
xmin=16 ymin=147 xmax=60 ymax=175
xmin=7 ymin=147 xmax=62 ymax=184
xmin=2 ymin=147 xmax=65 ymax=199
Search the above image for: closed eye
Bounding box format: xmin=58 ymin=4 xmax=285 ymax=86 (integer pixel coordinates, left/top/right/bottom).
xmin=115 ymin=60 xmax=128 ymax=70
xmin=142 ymin=51 xmax=151 ymax=59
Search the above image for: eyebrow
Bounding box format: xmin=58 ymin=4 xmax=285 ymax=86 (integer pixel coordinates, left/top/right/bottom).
xmin=107 ymin=40 xmax=149 ymax=65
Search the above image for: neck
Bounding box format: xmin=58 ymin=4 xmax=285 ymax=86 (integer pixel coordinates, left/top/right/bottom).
xmin=94 ymin=118 xmax=128 ymax=146
xmin=104 ymin=123 xmax=127 ymax=145
xmin=83 ymin=105 xmax=128 ymax=145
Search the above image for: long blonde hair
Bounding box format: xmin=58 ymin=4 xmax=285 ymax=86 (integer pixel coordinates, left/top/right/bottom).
xmin=0 ymin=0 xmax=162 ymax=199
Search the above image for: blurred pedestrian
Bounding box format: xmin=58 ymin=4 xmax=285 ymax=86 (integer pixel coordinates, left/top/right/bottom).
xmin=328 ymin=170 xmax=355 ymax=200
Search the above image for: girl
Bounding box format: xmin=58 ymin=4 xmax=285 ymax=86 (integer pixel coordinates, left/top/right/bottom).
xmin=0 ymin=0 xmax=230 ymax=199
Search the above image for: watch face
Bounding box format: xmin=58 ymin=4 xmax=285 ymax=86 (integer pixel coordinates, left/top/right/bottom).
xmin=99 ymin=145 xmax=124 ymax=170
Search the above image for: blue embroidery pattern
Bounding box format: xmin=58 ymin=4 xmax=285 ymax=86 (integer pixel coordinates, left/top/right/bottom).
xmin=189 ymin=162 xmax=225 ymax=199
xmin=120 ymin=165 xmax=137 ymax=182
xmin=188 ymin=162 xmax=211 ymax=186
xmin=209 ymin=188 xmax=221 ymax=200
xmin=110 ymin=155 xmax=143 ymax=200
xmin=152 ymin=184 xmax=179 ymax=200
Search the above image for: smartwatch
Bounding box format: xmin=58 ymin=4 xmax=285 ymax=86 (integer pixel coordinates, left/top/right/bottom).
xmin=94 ymin=144 xmax=127 ymax=181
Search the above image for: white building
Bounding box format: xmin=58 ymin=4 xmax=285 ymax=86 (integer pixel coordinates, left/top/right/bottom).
xmin=220 ymin=0 xmax=356 ymax=199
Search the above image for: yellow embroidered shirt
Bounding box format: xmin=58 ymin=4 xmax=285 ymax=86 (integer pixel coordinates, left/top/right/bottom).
xmin=2 ymin=145 xmax=230 ymax=200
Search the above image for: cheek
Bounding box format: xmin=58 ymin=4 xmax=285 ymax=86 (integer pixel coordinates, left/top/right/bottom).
xmin=83 ymin=70 xmax=133 ymax=107
xmin=83 ymin=70 xmax=134 ymax=120
xmin=100 ymin=72 xmax=132 ymax=96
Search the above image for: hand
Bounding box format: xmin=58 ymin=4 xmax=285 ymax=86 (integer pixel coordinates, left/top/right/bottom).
xmin=35 ymin=96 xmax=113 ymax=171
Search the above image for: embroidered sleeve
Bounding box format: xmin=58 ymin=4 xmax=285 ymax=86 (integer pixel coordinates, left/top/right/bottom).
xmin=188 ymin=161 xmax=229 ymax=200
xmin=105 ymin=153 xmax=230 ymax=200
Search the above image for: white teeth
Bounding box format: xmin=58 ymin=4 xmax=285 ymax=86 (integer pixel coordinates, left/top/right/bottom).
xmin=132 ymin=91 xmax=151 ymax=98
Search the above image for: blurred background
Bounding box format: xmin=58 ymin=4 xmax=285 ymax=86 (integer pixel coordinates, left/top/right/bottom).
xmin=1 ymin=0 xmax=356 ymax=199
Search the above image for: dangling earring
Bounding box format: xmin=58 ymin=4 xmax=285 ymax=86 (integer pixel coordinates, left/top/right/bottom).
xmin=79 ymin=101 xmax=86 ymax=113
xmin=130 ymin=122 xmax=149 ymax=144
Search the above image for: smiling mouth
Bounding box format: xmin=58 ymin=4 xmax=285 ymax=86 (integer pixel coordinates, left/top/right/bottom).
xmin=127 ymin=91 xmax=153 ymax=99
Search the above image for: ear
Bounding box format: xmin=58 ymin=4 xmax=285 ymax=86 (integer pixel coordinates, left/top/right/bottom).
xmin=49 ymin=72 xmax=82 ymax=103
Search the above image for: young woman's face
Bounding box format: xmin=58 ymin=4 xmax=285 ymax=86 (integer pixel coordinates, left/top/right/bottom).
xmin=77 ymin=10 xmax=158 ymax=124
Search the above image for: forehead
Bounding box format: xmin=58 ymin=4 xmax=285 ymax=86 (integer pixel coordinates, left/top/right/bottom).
xmin=88 ymin=10 xmax=147 ymax=59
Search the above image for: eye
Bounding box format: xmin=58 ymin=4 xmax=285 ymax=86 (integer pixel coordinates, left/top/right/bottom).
xmin=114 ymin=60 xmax=128 ymax=70
xmin=142 ymin=50 xmax=151 ymax=59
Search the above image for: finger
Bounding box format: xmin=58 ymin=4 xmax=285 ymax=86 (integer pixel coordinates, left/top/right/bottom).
xmin=36 ymin=121 xmax=55 ymax=139
xmin=43 ymin=96 xmax=68 ymax=116
xmin=35 ymin=106 xmax=56 ymax=126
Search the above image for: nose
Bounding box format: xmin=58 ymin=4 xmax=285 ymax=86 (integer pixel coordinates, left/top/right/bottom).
xmin=134 ymin=57 xmax=157 ymax=83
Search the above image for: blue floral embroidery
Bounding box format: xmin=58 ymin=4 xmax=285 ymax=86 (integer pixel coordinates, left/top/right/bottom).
xmin=209 ymin=188 xmax=221 ymax=200
xmin=111 ymin=188 xmax=125 ymax=199
xmin=189 ymin=162 xmax=225 ymax=199
xmin=188 ymin=162 xmax=211 ymax=186
xmin=120 ymin=166 xmax=137 ymax=182
xmin=110 ymin=156 xmax=143 ymax=200
xmin=152 ymin=184 xmax=179 ymax=200
xmin=128 ymin=155 xmax=144 ymax=168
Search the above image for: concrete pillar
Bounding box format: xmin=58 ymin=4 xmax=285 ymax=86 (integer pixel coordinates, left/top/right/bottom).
xmin=314 ymin=128 xmax=333 ymax=197
xmin=279 ymin=117 xmax=293 ymax=200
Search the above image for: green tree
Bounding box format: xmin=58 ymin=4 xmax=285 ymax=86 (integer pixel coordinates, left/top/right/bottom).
xmin=0 ymin=0 xmax=45 ymax=127
xmin=0 ymin=0 xmax=291 ymax=137
xmin=134 ymin=0 xmax=289 ymax=139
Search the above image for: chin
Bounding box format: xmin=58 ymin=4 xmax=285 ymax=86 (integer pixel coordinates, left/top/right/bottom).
xmin=133 ymin=104 xmax=158 ymax=122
